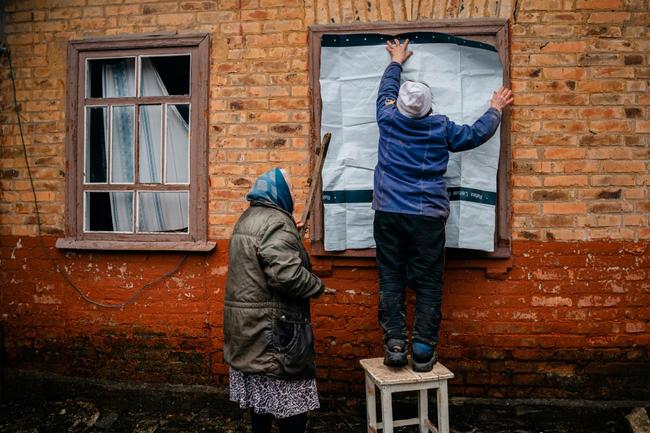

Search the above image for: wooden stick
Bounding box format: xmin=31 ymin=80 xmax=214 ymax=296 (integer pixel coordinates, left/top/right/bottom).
xmin=299 ymin=132 xmax=331 ymax=238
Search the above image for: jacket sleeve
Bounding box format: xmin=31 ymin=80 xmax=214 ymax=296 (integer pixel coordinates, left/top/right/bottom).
xmin=445 ymin=107 xmax=501 ymax=153
xmin=376 ymin=61 xmax=403 ymax=116
xmin=258 ymin=221 xmax=324 ymax=299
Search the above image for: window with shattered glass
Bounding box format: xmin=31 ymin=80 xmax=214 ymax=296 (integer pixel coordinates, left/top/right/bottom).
xmin=59 ymin=35 xmax=212 ymax=251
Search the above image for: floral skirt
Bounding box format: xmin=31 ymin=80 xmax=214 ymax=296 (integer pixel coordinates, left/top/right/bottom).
xmin=229 ymin=367 xmax=320 ymax=419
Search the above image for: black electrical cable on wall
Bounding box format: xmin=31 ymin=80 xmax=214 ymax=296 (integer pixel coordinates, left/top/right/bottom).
xmin=3 ymin=46 xmax=188 ymax=309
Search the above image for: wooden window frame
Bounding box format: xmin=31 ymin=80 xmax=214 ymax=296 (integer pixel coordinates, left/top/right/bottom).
xmin=308 ymin=19 xmax=511 ymax=259
xmin=56 ymin=34 xmax=214 ymax=252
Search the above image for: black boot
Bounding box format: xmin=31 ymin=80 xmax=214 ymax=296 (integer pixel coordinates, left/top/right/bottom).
xmin=383 ymin=338 xmax=407 ymax=367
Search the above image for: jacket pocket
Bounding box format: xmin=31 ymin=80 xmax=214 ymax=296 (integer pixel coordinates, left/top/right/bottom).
xmin=272 ymin=316 xmax=299 ymax=352
xmin=272 ymin=315 xmax=315 ymax=378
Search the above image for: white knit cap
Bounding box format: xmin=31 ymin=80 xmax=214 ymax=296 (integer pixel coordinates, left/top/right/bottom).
xmin=396 ymin=81 xmax=432 ymax=119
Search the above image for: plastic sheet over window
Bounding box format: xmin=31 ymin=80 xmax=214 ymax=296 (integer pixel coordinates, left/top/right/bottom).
xmin=319 ymin=32 xmax=503 ymax=252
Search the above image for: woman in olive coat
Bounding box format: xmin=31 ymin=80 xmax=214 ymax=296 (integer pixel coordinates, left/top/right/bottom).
xmin=224 ymin=168 xmax=324 ymax=433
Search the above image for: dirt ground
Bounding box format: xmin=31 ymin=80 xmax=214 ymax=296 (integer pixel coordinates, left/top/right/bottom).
xmin=0 ymin=383 xmax=640 ymax=433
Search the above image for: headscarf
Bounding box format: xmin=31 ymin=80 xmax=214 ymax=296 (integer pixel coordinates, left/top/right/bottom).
xmin=245 ymin=167 xmax=294 ymax=215
xmin=396 ymin=80 xmax=433 ymax=119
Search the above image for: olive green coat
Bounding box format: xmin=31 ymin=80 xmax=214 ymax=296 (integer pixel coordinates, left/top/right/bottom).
xmin=223 ymin=202 xmax=324 ymax=379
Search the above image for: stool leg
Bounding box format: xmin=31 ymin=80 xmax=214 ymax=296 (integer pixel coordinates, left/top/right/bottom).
xmin=365 ymin=374 xmax=377 ymax=433
xmin=417 ymin=389 xmax=428 ymax=433
xmin=436 ymin=381 xmax=450 ymax=433
xmin=380 ymin=387 xmax=394 ymax=433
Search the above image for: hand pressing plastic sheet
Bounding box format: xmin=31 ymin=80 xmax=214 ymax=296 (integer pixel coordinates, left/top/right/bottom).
xmin=320 ymin=33 xmax=503 ymax=252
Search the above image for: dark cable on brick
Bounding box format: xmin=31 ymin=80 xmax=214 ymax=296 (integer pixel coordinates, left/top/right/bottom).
xmin=2 ymin=45 xmax=188 ymax=310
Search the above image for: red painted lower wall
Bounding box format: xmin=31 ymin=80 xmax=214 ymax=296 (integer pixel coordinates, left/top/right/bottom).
xmin=1 ymin=236 xmax=648 ymax=399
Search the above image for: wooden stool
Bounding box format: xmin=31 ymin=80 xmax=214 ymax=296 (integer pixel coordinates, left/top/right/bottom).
xmin=360 ymin=358 xmax=454 ymax=433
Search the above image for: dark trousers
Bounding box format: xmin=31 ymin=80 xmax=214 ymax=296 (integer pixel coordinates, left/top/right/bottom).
xmin=251 ymin=410 xmax=308 ymax=433
xmin=373 ymin=210 xmax=446 ymax=347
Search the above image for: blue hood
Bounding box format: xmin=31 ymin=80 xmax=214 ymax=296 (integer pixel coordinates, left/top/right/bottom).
xmin=246 ymin=168 xmax=294 ymax=215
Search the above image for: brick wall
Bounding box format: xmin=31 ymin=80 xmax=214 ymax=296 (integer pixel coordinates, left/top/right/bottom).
xmin=2 ymin=236 xmax=648 ymax=398
xmin=509 ymin=0 xmax=649 ymax=242
xmin=1 ymin=0 xmax=649 ymax=399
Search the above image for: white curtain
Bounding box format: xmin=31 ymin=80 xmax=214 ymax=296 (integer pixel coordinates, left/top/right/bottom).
xmin=101 ymin=61 xmax=134 ymax=232
xmin=101 ymin=59 xmax=135 ymax=98
xmin=138 ymin=58 xmax=188 ymax=232
xmin=100 ymin=58 xmax=189 ymax=233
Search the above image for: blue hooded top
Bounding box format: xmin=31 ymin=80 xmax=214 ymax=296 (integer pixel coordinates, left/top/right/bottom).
xmin=373 ymin=62 xmax=502 ymax=219
xmin=246 ymin=168 xmax=294 ymax=215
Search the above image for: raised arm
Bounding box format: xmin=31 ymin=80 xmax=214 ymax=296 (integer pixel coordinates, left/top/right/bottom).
xmin=376 ymin=38 xmax=413 ymax=114
xmin=446 ymin=86 xmax=513 ymax=152
xmin=376 ymin=62 xmax=402 ymax=113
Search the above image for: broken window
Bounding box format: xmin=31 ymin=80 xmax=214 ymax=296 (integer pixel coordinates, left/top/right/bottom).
xmin=58 ymin=35 xmax=213 ymax=251
xmin=308 ymin=21 xmax=511 ymax=258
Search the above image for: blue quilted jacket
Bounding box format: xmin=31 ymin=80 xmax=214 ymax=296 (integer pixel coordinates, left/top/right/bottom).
xmin=372 ymin=61 xmax=502 ymax=219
